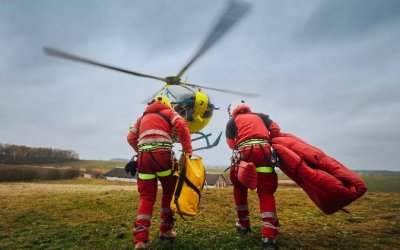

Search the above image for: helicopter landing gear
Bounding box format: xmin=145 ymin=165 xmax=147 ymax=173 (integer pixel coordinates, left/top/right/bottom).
xmin=191 ymin=131 xmax=223 ymax=151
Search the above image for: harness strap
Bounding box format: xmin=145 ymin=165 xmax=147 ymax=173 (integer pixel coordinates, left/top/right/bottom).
xmin=256 ymin=166 xmax=274 ymax=173
xmin=138 ymin=142 xmax=172 ymax=151
xmin=238 ymin=138 xmax=269 ymax=149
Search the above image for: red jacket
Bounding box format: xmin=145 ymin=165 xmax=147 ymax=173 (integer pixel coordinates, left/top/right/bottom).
xmin=225 ymin=106 xmax=280 ymax=149
xmin=127 ymin=102 xmax=193 ymax=153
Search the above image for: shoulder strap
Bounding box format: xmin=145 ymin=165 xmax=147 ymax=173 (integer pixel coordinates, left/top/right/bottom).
xmin=154 ymin=111 xmax=173 ymax=128
xmin=138 ymin=111 xmax=173 ymax=132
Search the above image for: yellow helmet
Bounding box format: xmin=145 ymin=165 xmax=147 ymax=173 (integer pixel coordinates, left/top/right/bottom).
xmin=152 ymin=95 xmax=172 ymax=108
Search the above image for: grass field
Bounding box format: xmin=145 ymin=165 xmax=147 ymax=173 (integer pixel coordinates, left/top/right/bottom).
xmin=0 ymin=160 xmax=125 ymax=170
xmin=1 ymin=178 xmax=399 ymax=250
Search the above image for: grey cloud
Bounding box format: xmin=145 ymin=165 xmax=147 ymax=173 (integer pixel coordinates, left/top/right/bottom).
xmin=299 ymin=0 xmax=400 ymax=42
xmin=1 ymin=0 xmax=400 ymax=170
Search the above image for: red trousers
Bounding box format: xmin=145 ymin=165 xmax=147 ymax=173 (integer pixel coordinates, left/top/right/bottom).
xmin=133 ymin=149 xmax=176 ymax=243
xmin=230 ymin=144 xmax=279 ymax=239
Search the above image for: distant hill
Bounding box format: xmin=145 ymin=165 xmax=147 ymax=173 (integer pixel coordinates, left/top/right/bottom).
xmin=354 ymin=170 xmax=400 ymax=176
xmin=109 ymin=158 xmax=129 ymax=163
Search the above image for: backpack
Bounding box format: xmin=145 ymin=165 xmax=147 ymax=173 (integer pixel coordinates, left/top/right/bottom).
xmin=170 ymin=154 xmax=205 ymax=218
xmin=236 ymin=160 xmax=257 ymax=190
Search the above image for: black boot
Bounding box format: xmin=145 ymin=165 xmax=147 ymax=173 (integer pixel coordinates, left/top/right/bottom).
xmin=262 ymin=238 xmax=277 ymax=249
xmin=235 ymin=222 xmax=252 ymax=233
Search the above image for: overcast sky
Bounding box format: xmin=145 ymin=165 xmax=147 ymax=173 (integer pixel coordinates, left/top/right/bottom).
xmin=1 ymin=0 xmax=399 ymax=171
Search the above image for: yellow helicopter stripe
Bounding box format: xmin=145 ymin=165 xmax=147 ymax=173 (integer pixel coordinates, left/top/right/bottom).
xmin=186 ymin=90 xmax=211 ymax=133
xmin=194 ymin=90 xmax=208 ymax=122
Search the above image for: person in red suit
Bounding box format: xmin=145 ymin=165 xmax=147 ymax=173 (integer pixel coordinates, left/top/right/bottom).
xmin=225 ymin=100 xmax=281 ymax=249
xmin=127 ymin=96 xmax=192 ymax=250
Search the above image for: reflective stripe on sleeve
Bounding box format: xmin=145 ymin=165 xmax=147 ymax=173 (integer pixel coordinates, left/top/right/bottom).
xmin=171 ymin=113 xmax=181 ymax=125
xmin=129 ymin=126 xmax=138 ymax=133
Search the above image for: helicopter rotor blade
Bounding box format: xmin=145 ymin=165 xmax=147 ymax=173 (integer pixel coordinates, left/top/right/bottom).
xmin=186 ymin=83 xmax=260 ymax=97
xmin=43 ymin=47 xmax=167 ymax=83
xmin=141 ymin=87 xmax=165 ymax=104
xmin=175 ymin=0 xmax=251 ymax=81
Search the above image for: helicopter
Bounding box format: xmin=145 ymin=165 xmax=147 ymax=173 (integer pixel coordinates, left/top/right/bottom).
xmin=43 ymin=0 xmax=257 ymax=151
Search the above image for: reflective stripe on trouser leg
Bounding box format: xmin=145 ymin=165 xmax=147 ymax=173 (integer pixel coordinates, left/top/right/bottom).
xmin=236 ymin=204 xmax=250 ymax=226
xmin=261 ymin=212 xmax=277 ymax=220
xmin=133 ymin=214 xmax=152 ymax=243
xmin=236 ymin=204 xmax=249 ymax=211
xmin=138 ymin=173 xmax=157 ymax=180
xmin=160 ymin=207 xmax=174 ymax=232
xmin=231 ymin=166 xmax=250 ymax=228
xmin=256 ymin=166 xmax=274 ymax=173
xmin=135 ymin=177 xmax=157 ymax=243
xmin=257 ymin=168 xmax=278 ymax=239
xmin=159 ymin=171 xmax=176 ymax=233
xmin=156 ymin=169 xmax=172 ymax=177
xmin=260 ymin=211 xmax=280 ymax=239
xmin=138 ymin=169 xmax=172 ymax=180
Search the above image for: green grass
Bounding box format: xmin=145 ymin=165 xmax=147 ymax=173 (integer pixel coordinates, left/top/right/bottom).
xmin=0 ymin=160 xmax=125 ymax=170
xmin=360 ymin=175 xmax=400 ymax=193
xmin=0 ymin=179 xmax=399 ymax=249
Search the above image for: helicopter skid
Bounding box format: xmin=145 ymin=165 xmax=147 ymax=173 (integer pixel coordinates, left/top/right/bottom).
xmin=191 ymin=131 xmax=222 ymax=151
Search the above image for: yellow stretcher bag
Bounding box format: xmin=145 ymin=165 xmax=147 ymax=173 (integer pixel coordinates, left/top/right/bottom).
xmin=170 ymin=154 xmax=205 ymax=217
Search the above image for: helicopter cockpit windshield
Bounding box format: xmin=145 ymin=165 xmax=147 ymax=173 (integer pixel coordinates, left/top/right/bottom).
xmin=163 ymin=85 xmax=196 ymax=120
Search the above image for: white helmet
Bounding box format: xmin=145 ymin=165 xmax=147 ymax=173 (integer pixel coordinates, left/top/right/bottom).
xmin=227 ymin=100 xmax=250 ymax=117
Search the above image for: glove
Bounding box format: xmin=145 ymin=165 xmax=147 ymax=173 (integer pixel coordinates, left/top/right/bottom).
xmin=124 ymin=157 xmax=137 ymax=177
xmin=178 ymin=153 xmax=186 ymax=172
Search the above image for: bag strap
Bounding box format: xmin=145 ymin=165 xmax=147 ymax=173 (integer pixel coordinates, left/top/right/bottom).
xmin=173 ymin=167 xmax=187 ymax=219
xmin=172 ymin=162 xmax=203 ymax=219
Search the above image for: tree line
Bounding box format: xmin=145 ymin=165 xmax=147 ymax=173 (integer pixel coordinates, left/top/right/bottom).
xmin=0 ymin=143 xmax=79 ymax=164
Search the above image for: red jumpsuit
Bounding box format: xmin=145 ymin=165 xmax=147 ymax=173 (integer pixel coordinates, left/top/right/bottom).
xmin=127 ymin=102 xmax=192 ymax=244
xmin=225 ymin=105 xmax=281 ymax=239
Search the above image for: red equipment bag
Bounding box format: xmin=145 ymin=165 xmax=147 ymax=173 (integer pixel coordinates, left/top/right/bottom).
xmin=237 ymin=160 xmax=257 ymax=190
xmin=272 ymin=133 xmax=367 ymax=214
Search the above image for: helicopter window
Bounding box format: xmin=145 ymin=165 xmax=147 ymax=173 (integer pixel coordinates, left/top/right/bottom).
xmin=173 ymin=98 xmax=195 ymax=120
xmin=163 ymin=85 xmax=194 ymax=103
xmin=163 ymin=85 xmax=196 ymax=120
xmin=202 ymin=103 xmax=215 ymax=118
